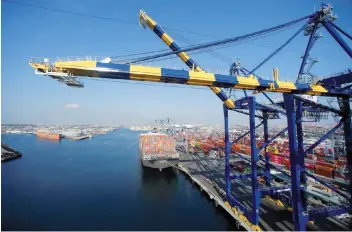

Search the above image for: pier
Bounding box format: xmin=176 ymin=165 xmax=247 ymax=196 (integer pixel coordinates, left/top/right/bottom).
xmin=63 ymin=135 xmax=91 ymax=140
xmin=1 ymin=144 xmax=22 ymax=162
xmin=176 ymin=152 xmax=352 ymax=231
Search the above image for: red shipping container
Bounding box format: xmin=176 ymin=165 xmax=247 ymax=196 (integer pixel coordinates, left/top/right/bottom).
xmin=278 ymin=156 xmax=284 ymax=165
xmin=271 ymin=155 xmax=280 ymax=164
xmin=307 ymin=154 xmax=314 ymax=159
xmin=285 ymin=163 xmax=290 ymax=169
xmin=304 ymin=162 xmax=315 ymax=169
xmin=282 ymin=152 xmax=289 ymax=157
xmin=283 ymin=158 xmax=290 ymax=169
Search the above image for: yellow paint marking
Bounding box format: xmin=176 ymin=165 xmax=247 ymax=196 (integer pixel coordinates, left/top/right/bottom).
xmin=130 ymin=65 xmax=161 ymax=82
xmin=235 ymin=76 xmax=260 ymax=89
xmin=188 ymin=71 xmax=215 ymax=86
xmin=211 ymin=87 xmax=222 ymax=94
xmin=224 ymin=99 xmax=235 ymax=109
xmin=178 ymin=52 xmax=190 ymax=63
xmin=275 ymin=81 xmax=297 ymax=92
xmin=55 ymin=61 xmax=96 ymax=68
xmin=161 ymin=33 xmax=174 ymax=46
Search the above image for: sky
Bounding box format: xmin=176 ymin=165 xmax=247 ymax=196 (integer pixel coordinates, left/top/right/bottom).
xmin=1 ymin=0 xmax=352 ymax=126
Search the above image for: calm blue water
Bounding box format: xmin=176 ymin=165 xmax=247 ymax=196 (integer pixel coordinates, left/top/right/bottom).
xmin=2 ymin=129 xmax=236 ymax=231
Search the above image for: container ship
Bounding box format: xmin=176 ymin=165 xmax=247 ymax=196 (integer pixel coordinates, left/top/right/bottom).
xmin=36 ymin=130 xmax=61 ymax=140
xmin=139 ymin=132 xmax=179 ymax=171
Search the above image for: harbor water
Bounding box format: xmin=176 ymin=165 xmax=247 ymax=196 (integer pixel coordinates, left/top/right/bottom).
xmin=1 ymin=129 xmax=237 ymax=231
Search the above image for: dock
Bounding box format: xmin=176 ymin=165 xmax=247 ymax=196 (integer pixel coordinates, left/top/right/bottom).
xmin=1 ymin=144 xmax=22 ymax=162
xmin=64 ymin=135 xmax=91 ymax=140
xmin=175 ymin=152 xmax=352 ymax=231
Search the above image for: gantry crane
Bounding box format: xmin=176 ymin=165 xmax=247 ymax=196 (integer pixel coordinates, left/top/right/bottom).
xmin=29 ymin=3 xmax=352 ymax=231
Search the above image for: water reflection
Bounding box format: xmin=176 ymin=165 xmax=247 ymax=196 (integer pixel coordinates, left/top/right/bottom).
xmin=35 ymin=137 xmax=61 ymax=144
xmin=141 ymin=164 xmax=178 ymax=184
xmin=140 ymin=164 xmax=178 ymax=202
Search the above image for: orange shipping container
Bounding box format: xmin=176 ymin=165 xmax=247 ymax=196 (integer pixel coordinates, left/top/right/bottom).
xmin=316 ymin=161 xmax=335 ymax=169
xmin=315 ymin=165 xmax=334 ymax=178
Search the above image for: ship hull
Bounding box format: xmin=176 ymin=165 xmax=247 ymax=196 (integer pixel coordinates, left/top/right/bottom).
xmin=139 ymin=150 xmax=179 ymax=170
xmin=140 ymin=158 xmax=179 ymax=170
xmin=36 ymin=131 xmax=61 ymax=140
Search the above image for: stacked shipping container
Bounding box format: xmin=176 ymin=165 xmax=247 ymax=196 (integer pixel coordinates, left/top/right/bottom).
xmin=140 ymin=134 xmax=177 ymax=156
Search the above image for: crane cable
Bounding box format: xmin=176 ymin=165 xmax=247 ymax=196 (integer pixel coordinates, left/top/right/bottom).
xmin=117 ymin=20 xmax=306 ymax=65
xmin=124 ymin=13 xmax=314 ymax=64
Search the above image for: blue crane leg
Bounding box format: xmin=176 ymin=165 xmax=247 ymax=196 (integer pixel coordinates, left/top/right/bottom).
xmin=295 ymin=99 xmax=307 ymax=211
xmin=249 ymin=97 xmax=260 ymax=225
xmin=224 ymin=104 xmax=231 ymax=197
xmin=341 ymin=96 xmax=352 ymax=198
xmin=263 ymin=112 xmax=271 ymax=186
xmin=283 ymin=94 xmax=307 ymax=231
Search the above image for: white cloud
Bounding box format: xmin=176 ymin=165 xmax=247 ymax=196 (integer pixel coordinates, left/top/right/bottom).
xmin=64 ymin=103 xmax=79 ymax=109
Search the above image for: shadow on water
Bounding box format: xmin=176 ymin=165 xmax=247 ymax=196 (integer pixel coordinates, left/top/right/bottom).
xmin=141 ymin=163 xmax=178 ymax=184
xmin=139 ymin=163 xmax=180 ymax=203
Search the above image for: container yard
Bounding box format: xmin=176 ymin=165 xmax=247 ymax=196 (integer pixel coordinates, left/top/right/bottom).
xmin=174 ymin=151 xmax=351 ymax=231
xmin=158 ymin=115 xmax=352 ymax=231
xmin=26 ymin=2 xmax=352 ymax=231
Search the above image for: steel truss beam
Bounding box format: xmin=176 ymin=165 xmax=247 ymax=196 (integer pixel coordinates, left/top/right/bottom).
xmin=304 ymin=120 xmax=343 ymax=155
xmin=330 ymin=22 xmax=352 ymax=40
xmin=224 ymin=100 xmax=261 ymax=225
xmin=308 ymin=206 xmax=352 ymax=220
xmin=323 ymin=22 xmax=352 ymax=59
xmin=231 ymin=122 xmax=264 ymax=145
xmin=283 ymin=94 xmax=308 ymax=230
xmin=283 ymin=95 xmax=352 ymax=231
xmin=293 ymin=95 xmax=343 ymax=116
xmin=339 ymin=96 xmax=352 ymax=199
xmin=225 ymin=96 xmax=299 ymax=226
xmin=319 ymin=70 xmax=352 ymax=87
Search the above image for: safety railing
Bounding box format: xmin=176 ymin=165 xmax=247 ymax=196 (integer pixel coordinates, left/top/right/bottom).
xmin=55 ymin=56 xmax=105 ymax=62
xmin=29 ymin=57 xmax=51 ymax=65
